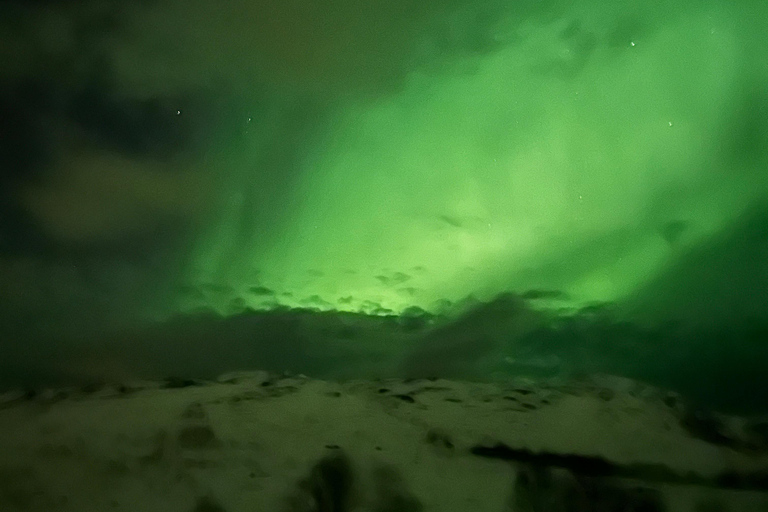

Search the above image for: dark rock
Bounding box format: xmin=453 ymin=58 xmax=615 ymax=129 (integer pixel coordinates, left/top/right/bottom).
xmin=192 ymin=496 xmax=226 ymax=512
xmin=139 ymin=431 xmax=168 ymax=466
xmin=695 ymin=498 xmax=726 ymax=512
xmin=715 ymin=469 xmax=768 ymax=491
xmin=372 ymin=465 xmax=423 ymax=512
xmin=163 ymin=377 xmax=201 ymax=389
xmin=419 ymin=385 xmax=451 ymax=392
xmin=39 ymin=389 xmax=69 ymax=403
xmin=80 ymin=382 xmax=105 ymax=394
xmin=473 ymin=442 xmax=768 ymax=491
xmin=597 ymin=389 xmax=615 ymax=401
xmin=662 ymin=394 xmax=679 ymax=409
xmin=512 ymin=464 xmax=565 ymax=511
xmin=425 ymin=429 xmax=454 ymax=451
xmin=513 ymin=465 xmax=666 ymax=512
xmin=272 ymin=385 xmax=300 ymax=395
xmin=744 ymin=420 xmax=768 ymax=451
xmin=627 ymin=487 xmax=666 ymax=512
xmin=182 ymin=403 xmax=207 ymax=420
xmin=680 ymin=408 xmax=734 ymax=448
xmin=0 ymin=389 xmax=27 ymax=409
xmin=116 ymin=384 xmax=133 ymax=395
xmin=470 ymin=444 xmax=618 ymax=479
xmin=178 ymin=425 xmax=217 ymax=449
xmin=573 ymin=477 xmax=666 ymax=512
xmin=305 ymin=452 xmax=354 ymax=512
xmin=393 ymin=394 xmax=415 ymax=403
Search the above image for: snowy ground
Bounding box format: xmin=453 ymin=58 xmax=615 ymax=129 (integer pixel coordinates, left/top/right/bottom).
xmin=0 ymin=372 xmax=766 ymax=511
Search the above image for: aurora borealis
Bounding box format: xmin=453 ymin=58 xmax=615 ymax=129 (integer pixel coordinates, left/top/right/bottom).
xmin=1 ymin=0 xmax=767 ymax=407
xmin=176 ymin=0 xmax=768 ymax=321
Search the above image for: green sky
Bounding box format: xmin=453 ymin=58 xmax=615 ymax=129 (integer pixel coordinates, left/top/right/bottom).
xmin=0 ymin=0 xmax=766 ymax=332
xmin=180 ymin=0 xmax=768 ymax=319
xmin=1 ymin=0 xmax=767 ymax=409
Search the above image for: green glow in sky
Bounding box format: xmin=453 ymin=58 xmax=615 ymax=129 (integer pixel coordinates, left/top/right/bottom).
xmin=182 ymin=0 xmax=767 ymax=318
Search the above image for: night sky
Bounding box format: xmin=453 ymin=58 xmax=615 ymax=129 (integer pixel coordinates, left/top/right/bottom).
xmin=1 ymin=0 xmax=767 ymax=409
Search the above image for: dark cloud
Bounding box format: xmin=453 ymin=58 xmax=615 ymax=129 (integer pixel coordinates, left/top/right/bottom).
xmin=439 ymin=214 xmax=463 ymax=228
xmin=401 ymin=292 xmax=539 ymax=379
xmin=508 ymin=307 xmax=768 ymax=414
xmin=68 ymin=88 xmax=202 ymax=158
xmin=521 ymin=289 xmax=568 ymax=301
xmin=605 ymin=15 xmax=650 ymax=48
xmin=398 ymin=287 xmax=419 ymax=296
xmin=199 ymin=283 xmax=233 ymax=295
xmin=623 ymin=202 xmax=768 ymax=327
xmin=301 ymin=295 xmax=332 ymax=308
xmin=658 ymin=220 xmax=690 ymax=246
xmin=531 ymin=19 xmax=597 ymax=78
xmin=719 ymin=80 xmax=768 ymax=169
xmin=0 ymin=83 xmax=54 ymax=186
xmin=0 ymin=0 xmax=225 ymax=327
xmin=375 ymin=272 xmax=412 ymax=286
xmin=249 ymin=286 xmax=275 ymax=297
